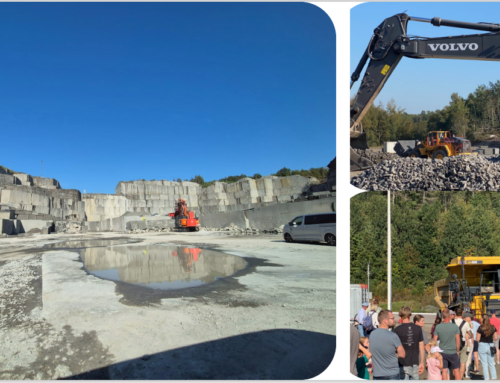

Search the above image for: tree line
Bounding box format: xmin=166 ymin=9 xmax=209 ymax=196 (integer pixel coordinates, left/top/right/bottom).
xmin=174 ymin=166 xmax=329 ymax=188
xmin=351 ymin=192 xmax=500 ymax=298
xmin=359 ymin=80 xmax=500 ymax=147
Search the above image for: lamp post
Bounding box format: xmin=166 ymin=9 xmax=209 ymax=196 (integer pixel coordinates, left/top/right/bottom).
xmin=388 ymin=190 xmax=392 ymax=311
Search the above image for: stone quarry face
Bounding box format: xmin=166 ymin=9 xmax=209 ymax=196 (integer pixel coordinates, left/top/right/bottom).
xmin=351 ymin=155 xmax=500 ymax=191
xmin=84 ymin=176 xmax=319 ymax=222
xmin=1 ymin=170 xmax=325 ymax=223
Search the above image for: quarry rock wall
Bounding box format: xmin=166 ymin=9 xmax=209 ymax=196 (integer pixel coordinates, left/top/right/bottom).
xmin=84 ymin=195 xmax=336 ymax=233
xmin=83 ymin=194 xmax=128 ymax=222
xmin=0 ymin=162 xmax=335 ymax=233
xmin=0 ymin=185 xmax=85 ymax=221
xmin=85 ymin=175 xmax=318 ymax=222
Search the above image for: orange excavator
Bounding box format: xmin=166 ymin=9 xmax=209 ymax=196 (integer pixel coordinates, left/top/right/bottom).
xmin=168 ymin=199 xmax=200 ymax=232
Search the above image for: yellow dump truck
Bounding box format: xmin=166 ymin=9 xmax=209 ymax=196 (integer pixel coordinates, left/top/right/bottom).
xmin=434 ymin=256 xmax=500 ymax=315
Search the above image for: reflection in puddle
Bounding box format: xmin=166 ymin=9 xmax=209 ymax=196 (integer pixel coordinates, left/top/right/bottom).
xmin=80 ymin=245 xmax=248 ymax=290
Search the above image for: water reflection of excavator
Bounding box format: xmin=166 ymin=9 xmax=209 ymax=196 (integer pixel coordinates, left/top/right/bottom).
xmin=350 ymin=13 xmax=500 ymax=171
xmin=168 ymin=199 xmax=200 ymax=232
xmin=172 ymin=247 xmax=202 ymax=273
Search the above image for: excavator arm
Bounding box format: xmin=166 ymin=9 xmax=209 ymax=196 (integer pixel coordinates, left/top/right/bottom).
xmin=350 ymin=13 xmax=500 ymax=171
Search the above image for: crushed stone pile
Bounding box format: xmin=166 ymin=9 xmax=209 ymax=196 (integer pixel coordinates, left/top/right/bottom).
xmin=352 ymin=149 xmax=399 ymax=165
xmin=351 ymin=155 xmax=500 ymax=191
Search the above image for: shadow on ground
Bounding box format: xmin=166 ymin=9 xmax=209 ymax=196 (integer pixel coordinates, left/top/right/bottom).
xmin=62 ymin=329 xmax=336 ymax=380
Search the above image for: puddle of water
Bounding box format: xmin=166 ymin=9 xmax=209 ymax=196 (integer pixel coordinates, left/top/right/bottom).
xmin=80 ymin=244 xmax=248 ymax=290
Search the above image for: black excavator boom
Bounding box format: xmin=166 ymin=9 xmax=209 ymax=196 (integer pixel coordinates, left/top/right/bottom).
xmin=350 ymin=13 xmax=500 ymax=172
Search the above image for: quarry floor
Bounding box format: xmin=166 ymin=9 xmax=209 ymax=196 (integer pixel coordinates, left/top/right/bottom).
xmin=0 ymin=230 xmax=335 ymax=380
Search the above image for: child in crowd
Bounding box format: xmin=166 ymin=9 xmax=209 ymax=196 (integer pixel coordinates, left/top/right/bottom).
xmin=356 ymin=336 xmax=372 ymax=380
xmin=426 ymin=340 xmax=444 ymax=380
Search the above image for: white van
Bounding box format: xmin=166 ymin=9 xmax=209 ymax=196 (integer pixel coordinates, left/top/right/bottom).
xmin=283 ymin=213 xmax=336 ymax=246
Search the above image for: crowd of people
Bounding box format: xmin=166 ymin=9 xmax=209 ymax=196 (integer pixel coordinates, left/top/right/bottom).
xmin=350 ymin=301 xmax=500 ymax=380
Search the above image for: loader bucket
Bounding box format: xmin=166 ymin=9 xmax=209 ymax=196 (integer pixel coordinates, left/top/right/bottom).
xmin=350 ymin=147 xmax=374 ymax=172
xmin=351 ymin=131 xmax=370 ymax=150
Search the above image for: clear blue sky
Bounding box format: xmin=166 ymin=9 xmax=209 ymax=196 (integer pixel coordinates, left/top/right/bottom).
xmin=351 ymin=2 xmax=500 ymax=115
xmin=0 ymin=3 xmax=335 ymax=194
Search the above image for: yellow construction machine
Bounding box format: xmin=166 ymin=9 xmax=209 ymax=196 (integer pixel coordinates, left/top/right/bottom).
xmin=407 ymin=131 xmax=475 ymax=160
xmin=434 ymin=256 xmax=500 ymax=315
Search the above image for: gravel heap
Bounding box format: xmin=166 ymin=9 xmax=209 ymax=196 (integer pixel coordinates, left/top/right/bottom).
xmin=352 ymin=149 xmax=399 ymax=165
xmin=351 ymin=155 xmax=500 ymax=191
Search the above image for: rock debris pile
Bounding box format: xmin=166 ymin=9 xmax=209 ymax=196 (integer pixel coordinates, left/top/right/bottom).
xmin=352 ymin=149 xmax=399 ymax=165
xmin=351 ymin=155 xmax=500 ymax=191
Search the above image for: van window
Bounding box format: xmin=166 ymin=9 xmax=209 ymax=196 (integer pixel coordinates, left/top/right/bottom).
xmin=291 ymin=216 xmax=303 ymax=225
xmin=304 ymin=215 xmax=319 ymax=225
xmin=318 ymin=214 xmax=336 ymax=224
xmin=305 ymin=214 xmax=336 ymax=225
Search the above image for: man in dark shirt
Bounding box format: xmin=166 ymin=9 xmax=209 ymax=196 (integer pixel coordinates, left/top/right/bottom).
xmin=394 ymin=306 xmax=424 ymax=380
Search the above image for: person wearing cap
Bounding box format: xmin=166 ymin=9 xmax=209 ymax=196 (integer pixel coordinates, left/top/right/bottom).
xmin=433 ymin=308 xmax=461 ymax=380
xmin=358 ymin=302 xmax=369 ymax=337
xmin=489 ymin=309 xmax=500 ymax=364
xmin=450 ymin=310 xmax=456 ymax=324
xmin=426 ymin=344 xmax=444 ymax=381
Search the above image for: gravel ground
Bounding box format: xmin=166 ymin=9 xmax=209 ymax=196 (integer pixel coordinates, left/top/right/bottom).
xmin=0 ymin=231 xmax=335 ymax=379
xmin=351 ymin=155 xmax=500 ymax=191
xmin=352 ymin=149 xmax=400 ymax=165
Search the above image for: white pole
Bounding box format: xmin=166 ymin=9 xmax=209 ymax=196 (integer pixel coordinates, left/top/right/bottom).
xmin=388 ymin=190 xmax=392 ymax=311
xmin=367 ymin=262 xmax=370 ymax=294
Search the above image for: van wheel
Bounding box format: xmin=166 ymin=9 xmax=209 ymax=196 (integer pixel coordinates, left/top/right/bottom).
xmin=284 ymin=233 xmax=294 ymax=243
xmin=325 ymin=234 xmax=336 ymax=246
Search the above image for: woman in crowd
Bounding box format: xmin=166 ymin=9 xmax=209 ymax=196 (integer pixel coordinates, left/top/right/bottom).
xmin=364 ymin=300 xmax=380 ymax=336
xmin=356 ymin=336 xmax=372 ymax=380
xmin=477 ymin=314 xmax=498 ymax=380
xmin=430 ymin=317 xmax=441 ymax=339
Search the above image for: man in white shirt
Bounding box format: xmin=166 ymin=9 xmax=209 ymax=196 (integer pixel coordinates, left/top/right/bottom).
xmin=358 ymin=302 xmax=369 ymax=336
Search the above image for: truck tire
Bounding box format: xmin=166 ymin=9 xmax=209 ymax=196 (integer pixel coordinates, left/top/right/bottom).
xmin=433 ymin=150 xmax=448 ymax=160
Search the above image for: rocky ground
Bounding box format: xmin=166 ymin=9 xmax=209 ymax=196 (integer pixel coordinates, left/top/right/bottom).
xmin=0 ymin=231 xmax=335 ymax=379
xmin=352 ymin=148 xmax=400 ymax=165
xmin=351 ymin=155 xmax=500 ymax=191
xmin=128 ymin=223 xmax=284 ymax=235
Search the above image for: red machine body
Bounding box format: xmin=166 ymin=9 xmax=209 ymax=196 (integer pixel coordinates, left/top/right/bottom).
xmin=170 ymin=199 xmax=200 ymax=231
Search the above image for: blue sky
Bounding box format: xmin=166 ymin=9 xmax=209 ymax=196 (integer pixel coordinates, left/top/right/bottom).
xmin=0 ymin=3 xmax=335 ymax=194
xmin=351 ymin=2 xmax=500 ymax=115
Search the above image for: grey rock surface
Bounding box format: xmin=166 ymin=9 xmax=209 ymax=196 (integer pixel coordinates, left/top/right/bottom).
xmin=351 ymin=155 xmax=500 ymax=191
xmin=352 ymin=149 xmax=399 ymax=165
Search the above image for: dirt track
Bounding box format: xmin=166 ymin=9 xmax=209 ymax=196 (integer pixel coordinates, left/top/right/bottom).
xmin=0 ymin=231 xmax=335 ymax=379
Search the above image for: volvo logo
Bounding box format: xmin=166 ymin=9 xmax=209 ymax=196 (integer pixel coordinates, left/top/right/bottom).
xmin=428 ymin=43 xmax=479 ymax=52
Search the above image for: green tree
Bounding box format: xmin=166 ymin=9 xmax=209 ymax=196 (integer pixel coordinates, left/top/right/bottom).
xmin=190 ymin=175 xmax=205 ymax=185
xmin=276 ymin=167 xmax=291 ymax=177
